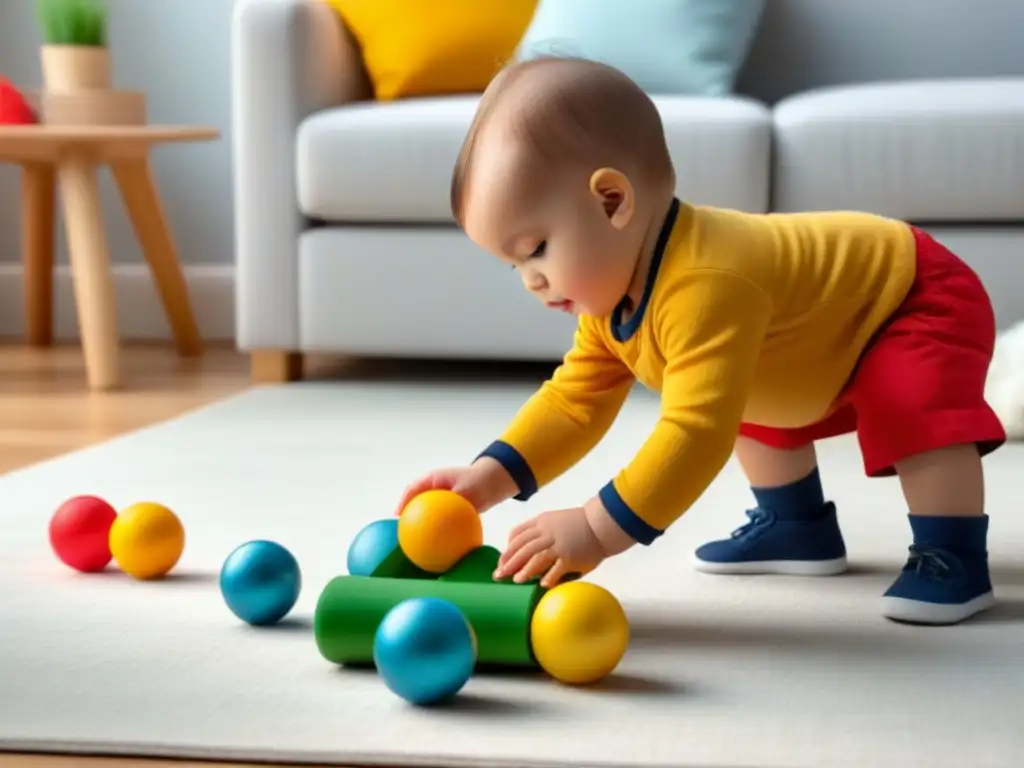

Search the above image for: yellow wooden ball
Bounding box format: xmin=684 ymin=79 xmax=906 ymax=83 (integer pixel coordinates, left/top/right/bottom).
xmin=398 ymin=490 xmax=482 ymax=573
xmin=529 ymin=580 xmax=630 ymax=685
xmin=109 ymin=502 xmax=185 ymax=580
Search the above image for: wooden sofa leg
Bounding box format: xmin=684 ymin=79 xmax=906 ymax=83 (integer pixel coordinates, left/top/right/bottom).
xmin=250 ymin=350 xmax=303 ymax=384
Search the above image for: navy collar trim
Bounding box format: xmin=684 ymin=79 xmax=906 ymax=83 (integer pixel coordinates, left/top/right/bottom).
xmin=610 ymin=197 xmax=681 ymax=342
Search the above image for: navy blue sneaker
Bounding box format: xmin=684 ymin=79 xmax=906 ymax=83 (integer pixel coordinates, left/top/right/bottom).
xmin=881 ymin=545 xmax=996 ymax=624
xmin=692 ymin=502 xmax=848 ymax=576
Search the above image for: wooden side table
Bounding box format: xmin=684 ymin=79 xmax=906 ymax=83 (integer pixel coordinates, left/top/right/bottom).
xmin=0 ymin=125 xmax=220 ymax=390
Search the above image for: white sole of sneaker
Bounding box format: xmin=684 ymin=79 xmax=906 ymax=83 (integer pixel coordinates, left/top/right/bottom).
xmin=691 ymin=554 xmax=849 ymax=576
xmin=880 ymin=590 xmax=997 ymax=625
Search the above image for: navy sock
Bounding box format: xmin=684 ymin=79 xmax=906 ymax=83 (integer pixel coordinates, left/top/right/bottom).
xmin=751 ymin=467 xmax=826 ymax=520
xmin=909 ymin=513 xmax=989 ymax=555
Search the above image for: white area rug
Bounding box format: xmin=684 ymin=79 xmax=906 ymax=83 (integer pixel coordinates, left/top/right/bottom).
xmin=1 ymin=379 xmax=1023 ymax=768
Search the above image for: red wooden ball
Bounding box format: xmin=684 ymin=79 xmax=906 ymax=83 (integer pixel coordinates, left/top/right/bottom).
xmin=49 ymin=495 xmax=118 ymax=572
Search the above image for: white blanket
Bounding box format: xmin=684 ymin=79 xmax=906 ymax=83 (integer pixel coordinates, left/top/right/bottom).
xmin=1 ymin=381 xmax=1022 ymax=767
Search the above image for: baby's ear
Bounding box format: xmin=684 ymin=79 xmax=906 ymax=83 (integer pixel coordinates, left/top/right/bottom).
xmin=588 ymin=167 xmax=635 ymax=230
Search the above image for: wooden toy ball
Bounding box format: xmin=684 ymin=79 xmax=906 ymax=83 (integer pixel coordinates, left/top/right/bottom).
xmin=529 ymin=580 xmax=630 ymax=685
xmin=221 ymin=540 xmax=302 ymax=626
xmin=397 ymin=490 xmax=482 ymax=573
xmin=373 ymin=596 xmax=477 ymax=705
xmin=49 ymin=495 xmax=118 ymax=572
xmin=347 ymin=518 xmax=399 ymax=576
xmin=108 ymin=501 xmax=185 ymax=580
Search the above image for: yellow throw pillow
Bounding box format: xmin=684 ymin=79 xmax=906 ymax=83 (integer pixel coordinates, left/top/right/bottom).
xmin=327 ymin=0 xmax=538 ymax=100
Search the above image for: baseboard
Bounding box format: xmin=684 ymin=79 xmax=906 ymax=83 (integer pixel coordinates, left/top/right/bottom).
xmin=0 ymin=263 xmax=235 ymax=342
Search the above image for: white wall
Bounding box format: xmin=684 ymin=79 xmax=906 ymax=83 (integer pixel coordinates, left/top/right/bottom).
xmin=0 ymin=0 xmax=236 ymax=339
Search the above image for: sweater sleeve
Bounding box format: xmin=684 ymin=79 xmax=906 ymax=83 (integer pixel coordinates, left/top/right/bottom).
xmin=476 ymin=316 xmax=635 ymax=500
xmin=597 ymin=269 xmax=773 ymax=544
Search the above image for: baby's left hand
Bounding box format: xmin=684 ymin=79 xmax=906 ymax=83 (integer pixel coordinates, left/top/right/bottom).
xmin=494 ymin=505 xmax=608 ymax=588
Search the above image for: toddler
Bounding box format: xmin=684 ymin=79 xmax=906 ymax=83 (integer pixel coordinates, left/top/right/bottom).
xmin=395 ymin=56 xmax=1006 ymax=626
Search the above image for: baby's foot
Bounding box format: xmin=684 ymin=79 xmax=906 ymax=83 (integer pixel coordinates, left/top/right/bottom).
xmin=692 ymin=502 xmax=848 ymax=576
xmin=881 ymin=545 xmax=996 ymax=625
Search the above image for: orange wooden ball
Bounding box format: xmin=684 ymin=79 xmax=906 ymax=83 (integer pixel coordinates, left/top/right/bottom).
xmin=398 ymin=490 xmax=483 ymax=573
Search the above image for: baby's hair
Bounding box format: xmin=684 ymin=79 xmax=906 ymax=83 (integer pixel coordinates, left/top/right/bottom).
xmin=450 ymin=56 xmax=675 ymax=226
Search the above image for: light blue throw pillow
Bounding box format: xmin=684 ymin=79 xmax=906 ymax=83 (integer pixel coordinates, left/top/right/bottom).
xmin=516 ymin=0 xmax=765 ymax=95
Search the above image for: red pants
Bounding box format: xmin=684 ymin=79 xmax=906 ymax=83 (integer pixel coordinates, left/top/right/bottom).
xmin=739 ymin=226 xmax=1006 ymax=477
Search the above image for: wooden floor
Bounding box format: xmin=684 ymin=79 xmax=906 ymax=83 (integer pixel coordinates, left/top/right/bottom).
xmin=0 ymin=342 xmax=251 ymax=475
xmin=0 ymin=342 xmax=381 ymax=768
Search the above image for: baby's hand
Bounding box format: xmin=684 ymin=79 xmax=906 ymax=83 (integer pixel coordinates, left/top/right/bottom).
xmin=394 ymin=457 xmax=519 ymax=517
xmin=494 ymin=506 xmax=608 ymax=588
xmin=393 ymin=466 xmax=479 ymax=515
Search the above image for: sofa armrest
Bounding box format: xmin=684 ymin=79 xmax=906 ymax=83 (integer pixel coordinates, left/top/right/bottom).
xmin=231 ymin=0 xmax=369 ymax=349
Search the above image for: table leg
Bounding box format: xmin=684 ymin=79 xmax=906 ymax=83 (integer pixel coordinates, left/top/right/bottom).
xmin=111 ymin=156 xmax=202 ymax=357
xmin=58 ymin=150 xmax=121 ymax=391
xmin=21 ymin=163 xmax=55 ymax=346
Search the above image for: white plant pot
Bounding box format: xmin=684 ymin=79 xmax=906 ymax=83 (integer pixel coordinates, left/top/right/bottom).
xmin=40 ymin=44 xmax=111 ymax=92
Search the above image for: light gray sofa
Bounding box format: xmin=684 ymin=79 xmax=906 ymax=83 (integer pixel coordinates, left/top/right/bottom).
xmin=231 ymin=0 xmax=1024 ymax=383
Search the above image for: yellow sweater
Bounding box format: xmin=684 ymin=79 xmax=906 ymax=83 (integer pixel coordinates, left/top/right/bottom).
xmin=478 ymin=199 xmax=918 ymax=544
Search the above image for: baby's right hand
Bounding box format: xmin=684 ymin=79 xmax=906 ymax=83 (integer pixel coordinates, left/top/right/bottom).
xmin=394 ymin=458 xmax=518 ymax=517
xmin=394 ymin=467 xmax=475 ymax=516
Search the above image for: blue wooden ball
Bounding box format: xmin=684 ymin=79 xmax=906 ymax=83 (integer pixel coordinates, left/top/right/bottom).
xmin=347 ymin=518 xmax=399 ymax=576
xmin=220 ymin=540 xmax=301 ymax=625
xmin=373 ymin=597 xmax=477 ymax=705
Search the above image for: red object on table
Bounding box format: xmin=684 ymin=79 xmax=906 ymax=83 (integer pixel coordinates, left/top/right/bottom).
xmin=0 ymin=76 xmax=37 ymax=125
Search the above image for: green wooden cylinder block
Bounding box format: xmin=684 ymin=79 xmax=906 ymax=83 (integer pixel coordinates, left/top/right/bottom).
xmin=314 ymin=571 xmax=543 ymax=667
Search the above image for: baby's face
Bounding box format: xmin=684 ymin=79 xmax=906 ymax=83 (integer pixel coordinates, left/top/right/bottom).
xmin=460 ymin=130 xmax=637 ymax=318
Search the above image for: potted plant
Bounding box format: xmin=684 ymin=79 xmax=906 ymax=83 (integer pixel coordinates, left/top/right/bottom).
xmin=37 ymin=0 xmax=110 ymax=92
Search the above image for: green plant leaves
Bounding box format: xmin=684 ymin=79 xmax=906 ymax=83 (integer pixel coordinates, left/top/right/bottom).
xmin=37 ymin=0 xmax=108 ymax=47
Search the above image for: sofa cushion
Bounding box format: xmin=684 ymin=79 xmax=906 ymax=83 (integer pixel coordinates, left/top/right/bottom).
xmin=296 ymin=95 xmax=772 ymax=222
xmin=773 ymin=78 xmax=1024 ymax=221
xmin=326 ymin=0 xmax=537 ymax=101
xmin=516 ymin=0 xmax=765 ymax=96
